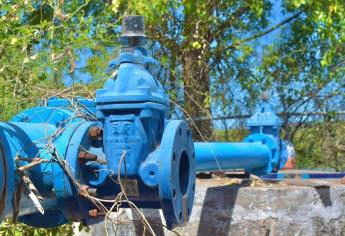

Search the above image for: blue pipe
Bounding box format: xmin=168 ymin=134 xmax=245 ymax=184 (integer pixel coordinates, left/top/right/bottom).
xmin=0 ymin=122 xmax=57 ymax=220
xmin=195 ymin=142 xmax=271 ymax=172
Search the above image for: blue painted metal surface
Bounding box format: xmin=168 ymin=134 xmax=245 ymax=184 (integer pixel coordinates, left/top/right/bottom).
xmin=195 ymin=142 xmax=271 ymax=173
xmin=194 ymin=97 xmax=288 ymax=175
xmin=0 ymin=16 xmax=291 ymax=230
xmin=262 ymin=172 xmax=345 ymax=181
xmin=0 ymin=102 xmax=88 ymax=226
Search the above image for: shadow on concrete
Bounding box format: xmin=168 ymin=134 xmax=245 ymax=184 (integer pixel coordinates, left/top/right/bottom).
xmin=196 ymin=181 xmax=249 ymax=236
xmin=132 ymin=180 xmax=250 ymax=236
xmin=315 ymin=186 xmax=332 ymax=207
xmin=133 ymin=209 xmax=165 ymax=236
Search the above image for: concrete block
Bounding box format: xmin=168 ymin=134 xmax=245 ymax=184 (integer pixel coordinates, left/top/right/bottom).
xmin=75 ymin=178 xmax=345 ymax=236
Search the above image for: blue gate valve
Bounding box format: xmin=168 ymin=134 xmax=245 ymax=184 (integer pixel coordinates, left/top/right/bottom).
xmin=0 ymin=16 xmax=195 ymax=229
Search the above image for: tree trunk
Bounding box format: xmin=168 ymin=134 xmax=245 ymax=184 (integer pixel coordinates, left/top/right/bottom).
xmin=182 ymin=50 xmax=212 ymax=141
xmin=181 ymin=1 xmax=215 ymax=141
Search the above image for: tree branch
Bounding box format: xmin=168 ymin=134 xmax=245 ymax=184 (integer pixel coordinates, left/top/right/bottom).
xmin=227 ymin=10 xmax=303 ymax=49
xmin=216 ymin=6 xmax=250 ymax=33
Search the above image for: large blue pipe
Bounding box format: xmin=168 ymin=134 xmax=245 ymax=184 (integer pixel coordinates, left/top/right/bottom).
xmin=195 ymin=142 xmax=271 ymax=172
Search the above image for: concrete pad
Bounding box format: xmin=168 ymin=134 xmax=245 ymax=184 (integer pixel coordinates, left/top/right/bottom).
xmin=76 ymin=178 xmax=345 ymax=236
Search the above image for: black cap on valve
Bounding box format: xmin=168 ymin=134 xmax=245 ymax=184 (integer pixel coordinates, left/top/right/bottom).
xmin=120 ymin=15 xmax=147 ymax=42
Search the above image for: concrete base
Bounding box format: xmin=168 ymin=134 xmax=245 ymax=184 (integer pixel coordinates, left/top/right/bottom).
xmin=76 ymin=178 xmax=345 ymax=236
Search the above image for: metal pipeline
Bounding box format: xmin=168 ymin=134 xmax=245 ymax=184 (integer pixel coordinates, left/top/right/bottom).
xmin=194 ymin=142 xmax=271 ymax=172
xmin=0 ymin=122 xmax=51 ymax=219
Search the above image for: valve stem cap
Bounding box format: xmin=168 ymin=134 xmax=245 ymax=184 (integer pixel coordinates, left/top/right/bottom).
xmin=120 ymin=15 xmax=147 ymax=38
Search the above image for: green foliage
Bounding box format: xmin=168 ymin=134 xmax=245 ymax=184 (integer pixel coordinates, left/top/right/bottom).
xmin=0 ymin=220 xmax=74 ymax=236
xmin=214 ymin=129 xmax=249 ymax=142
xmin=294 ymin=121 xmax=345 ymax=171
xmin=125 ymin=0 xmax=273 ymax=139
xmin=260 ymin=0 xmax=345 ymax=143
xmin=0 ymin=0 xmax=121 ymax=120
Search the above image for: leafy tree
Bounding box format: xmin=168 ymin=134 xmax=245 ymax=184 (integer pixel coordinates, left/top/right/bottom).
xmin=0 ymin=0 xmax=120 ymax=120
xmin=260 ymin=0 xmax=345 ymax=141
xmin=126 ymin=0 xmax=273 ymax=140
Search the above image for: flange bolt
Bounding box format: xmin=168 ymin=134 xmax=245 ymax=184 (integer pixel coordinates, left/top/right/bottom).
xmin=78 ymin=152 xmax=97 ymax=162
xmin=88 ymin=127 xmax=103 ymax=140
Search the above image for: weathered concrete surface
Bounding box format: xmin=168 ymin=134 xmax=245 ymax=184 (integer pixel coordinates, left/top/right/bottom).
xmin=76 ymin=178 xmax=345 ymax=236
